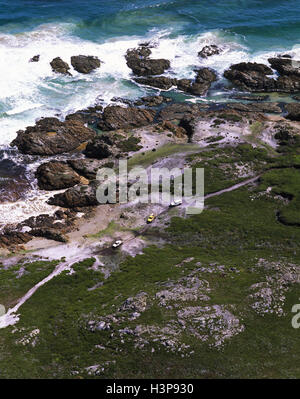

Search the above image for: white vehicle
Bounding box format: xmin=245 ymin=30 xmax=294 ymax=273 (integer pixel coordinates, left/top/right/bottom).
xmin=169 ymin=199 xmax=182 ymax=207
xmin=112 ymin=240 xmax=123 ymax=248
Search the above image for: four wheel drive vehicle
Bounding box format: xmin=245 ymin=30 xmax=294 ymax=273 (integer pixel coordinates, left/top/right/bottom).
xmin=112 ymin=240 xmax=123 ymax=248
xmin=169 ymin=199 xmax=182 ymax=207
xmin=147 ymin=213 xmax=156 ymax=223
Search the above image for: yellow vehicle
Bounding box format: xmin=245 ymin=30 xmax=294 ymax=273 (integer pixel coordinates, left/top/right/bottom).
xmin=147 ymin=213 xmax=156 ymax=224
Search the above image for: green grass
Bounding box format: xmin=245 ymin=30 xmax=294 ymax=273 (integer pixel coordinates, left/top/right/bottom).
xmin=2 ymin=142 xmax=300 ymax=378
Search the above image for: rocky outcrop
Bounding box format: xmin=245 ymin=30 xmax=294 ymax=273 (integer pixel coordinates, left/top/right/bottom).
xmin=30 ymin=228 xmax=68 ymax=243
xmin=177 ymin=68 xmax=217 ymax=96
xmin=0 ymin=156 xmax=31 ymax=202
xmin=0 ymin=231 xmax=32 ymax=248
xmin=29 ymin=55 xmax=40 ymax=62
xmin=97 ymin=106 xmax=155 ymax=131
xmin=134 ymin=76 xmax=176 ymax=90
xmin=134 ymin=95 xmax=171 ymax=107
xmin=226 ymin=102 xmax=281 ymax=113
xmin=11 ymin=117 xmax=96 ymax=155
xmin=36 ymin=161 xmax=82 ymax=190
xmin=285 ymin=103 xmax=300 ymax=121
xmin=50 ymin=57 xmax=72 ymax=76
xmin=198 ymin=45 xmax=220 ymax=58
xmin=230 ymin=94 xmax=270 ymax=101
xmin=125 ymin=46 xmax=170 ymax=76
xmin=16 ymin=210 xmax=78 ymax=244
xmin=71 ymin=55 xmax=101 ymax=74
xmin=158 ymin=103 xmax=208 ymax=121
xmin=83 ymin=133 xmax=142 ymax=160
xmin=48 ymin=180 xmax=99 ymax=208
xmin=268 ymin=57 xmax=300 ymax=77
xmin=83 ymin=135 xmax=115 ymax=160
xmin=67 ymin=158 xmax=112 ymax=180
xmin=224 ymin=60 xmax=300 ymax=92
xmin=224 ymin=62 xmax=274 ymax=92
xmin=65 ymin=105 xmax=103 ymax=124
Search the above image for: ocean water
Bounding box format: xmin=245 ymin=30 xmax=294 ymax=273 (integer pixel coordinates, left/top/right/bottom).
xmin=0 ymin=0 xmax=300 ymax=223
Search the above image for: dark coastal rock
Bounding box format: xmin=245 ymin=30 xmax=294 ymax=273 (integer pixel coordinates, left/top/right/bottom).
xmin=134 ymin=76 xmax=175 ymax=90
xmin=285 ymin=103 xmax=300 ymax=121
xmin=224 ymin=62 xmax=274 ymax=92
xmin=134 ymin=95 xmax=172 ymax=107
xmin=0 ymin=231 xmax=32 ymax=248
xmin=176 ymin=79 xmax=192 ymax=92
xmin=177 ymin=68 xmax=217 ymax=96
xmin=268 ymin=57 xmax=300 ymax=77
xmin=224 ymin=61 xmax=300 ymax=92
xmin=158 ymin=103 xmax=209 ymax=121
xmin=71 ymin=55 xmax=101 ymax=74
xmin=19 ymin=211 xmax=75 ymax=230
xmin=29 ymin=55 xmax=40 ymax=62
xmin=67 ymin=158 xmax=113 ymax=180
xmin=111 ymin=97 xmax=134 ymax=106
xmin=226 ymin=102 xmax=281 ymax=113
xmin=230 ymin=94 xmax=270 ymax=101
xmin=277 ymin=54 xmax=292 ymax=59
xmin=126 ymin=46 xmax=152 ymax=60
xmin=48 ymin=180 xmax=99 ymax=208
xmin=125 ymin=46 xmax=170 ymax=76
xmin=83 ymin=135 xmax=115 ymax=160
xmin=0 ymin=156 xmax=31 ymax=202
xmin=160 ymin=120 xmax=188 ymax=138
xmin=198 ymin=45 xmax=220 ymax=58
xmin=65 ymin=105 xmax=103 ymax=124
xmin=11 ymin=117 xmax=96 ymax=155
xmin=36 ymin=161 xmax=82 ymax=190
xmin=17 ymin=210 xmax=77 ymax=243
xmin=196 ymin=67 xmax=217 ymax=82
xmin=30 ymin=228 xmax=68 ymax=243
xmin=97 ymin=105 xmax=155 ymax=131
xmin=50 ymin=57 xmax=72 ymax=76
xmin=83 ymin=133 xmax=142 ymax=160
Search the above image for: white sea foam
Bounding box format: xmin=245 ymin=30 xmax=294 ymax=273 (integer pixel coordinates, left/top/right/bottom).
xmin=0 ymin=24 xmax=249 ymax=144
xmin=0 ymin=190 xmax=61 ymax=228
